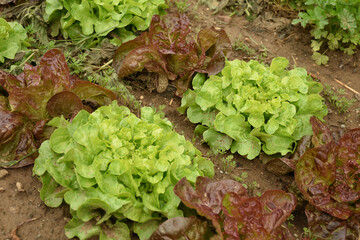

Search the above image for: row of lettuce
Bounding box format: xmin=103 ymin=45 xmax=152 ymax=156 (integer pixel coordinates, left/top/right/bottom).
xmin=0 ymin=4 xmax=359 ymax=240
xmin=0 ymin=0 xmax=168 ymax=64
xmin=1 ymin=0 xmax=360 ymax=65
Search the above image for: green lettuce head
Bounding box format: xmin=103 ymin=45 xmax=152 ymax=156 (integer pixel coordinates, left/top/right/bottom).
xmin=179 ymin=57 xmax=328 ymax=159
xmin=0 ymin=18 xmax=28 ymax=63
xmin=33 ymin=101 xmax=214 ymax=240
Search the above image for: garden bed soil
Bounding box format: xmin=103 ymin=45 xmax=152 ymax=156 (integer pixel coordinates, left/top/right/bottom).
xmin=1 ymin=1 xmax=359 ymax=239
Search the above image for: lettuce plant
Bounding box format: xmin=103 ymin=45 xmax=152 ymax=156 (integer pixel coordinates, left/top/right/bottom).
xmin=0 ymin=49 xmax=117 ymax=167
xmin=0 ymin=18 xmax=28 ymax=63
xmin=112 ymin=13 xmax=232 ymax=95
xmin=281 ymin=118 xmax=360 ymax=240
xmin=294 ymin=117 xmax=360 ymax=239
xmin=172 ymin=177 xmax=297 ymax=239
xmin=44 ymin=0 xmax=167 ymax=44
xmin=179 ymin=58 xmax=328 ymax=159
xmin=33 ymin=102 xmax=214 ymax=240
xmin=295 ymin=119 xmax=360 ymax=219
xmin=305 ymin=205 xmax=360 ymax=240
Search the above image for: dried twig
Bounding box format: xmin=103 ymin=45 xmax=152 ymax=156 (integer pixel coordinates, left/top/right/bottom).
xmin=94 ymin=59 xmax=113 ymax=72
xmin=11 ymin=217 xmax=39 ymax=240
xmin=334 ymin=79 xmax=359 ymax=95
xmin=291 ymin=55 xmax=297 ymax=66
xmin=281 ymin=33 xmax=296 ymax=42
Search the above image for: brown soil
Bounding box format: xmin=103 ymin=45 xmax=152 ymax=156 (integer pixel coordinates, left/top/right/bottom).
xmin=1 ymin=1 xmax=359 ymax=239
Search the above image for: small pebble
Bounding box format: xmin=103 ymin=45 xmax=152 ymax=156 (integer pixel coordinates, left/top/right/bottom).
xmin=219 ymin=170 xmax=224 ymax=174
xmin=0 ymin=187 xmax=5 ymax=192
xmin=9 ymin=206 xmax=19 ymax=214
xmin=140 ymin=95 xmax=144 ymax=100
xmin=0 ymin=169 xmax=8 ymax=179
xmin=16 ymin=182 xmax=25 ymax=192
xmin=218 ymin=15 xmax=232 ymax=24
xmin=340 ymin=124 xmax=346 ymax=129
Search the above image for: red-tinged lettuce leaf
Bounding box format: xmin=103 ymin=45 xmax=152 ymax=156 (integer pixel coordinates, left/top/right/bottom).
xmin=221 ymin=190 xmax=296 ymax=240
xmin=173 ymin=177 xmax=222 ymax=236
xmin=115 ymin=45 xmax=175 ymax=92
xmin=0 ymin=110 xmax=38 ymax=168
xmin=1 ymin=64 xmax=46 ymax=121
xmin=1 ymin=50 xmax=102 ymax=122
xmin=46 ymin=91 xmax=88 ymax=119
xmin=6 ymin=82 xmax=54 ymax=121
xmin=174 ymin=177 xmax=297 ymax=240
xmin=260 ymin=190 xmax=297 ymax=231
xmin=1 ymin=49 xmax=117 ymax=119
xmin=331 ymin=129 xmax=360 ymax=204
xmin=148 ymin=13 xmax=193 ymax=55
xmin=174 ymin=177 xmax=247 ymax=237
xmin=149 ymin=216 xmax=211 ymax=240
xmin=0 ymin=68 xmax=25 ymax=90
xmin=0 ymin=49 xmax=118 ymax=167
xmin=69 ymin=80 xmax=117 ymax=108
xmin=149 ymin=14 xmax=230 ymax=95
xmin=112 ymin=32 xmax=149 ymax=73
xmin=305 ymin=204 xmax=360 ymax=240
xmin=32 ymin=119 xmax=54 ymax=143
xmin=295 ymin=142 xmax=351 ymax=219
xmin=222 ymin=193 xmax=266 ymax=239
xmin=113 ymin=13 xmax=231 ymax=95
xmin=194 ymin=177 xmax=247 ymax=215
xmin=310 ymin=116 xmax=333 ymax=147
xmin=39 ymin=48 xmax=71 ymax=92
xmin=0 ymin=94 xmax=8 ymax=109
xmin=295 ymin=127 xmax=360 ymax=220
xmin=196 ymin=27 xmax=231 ymax=75
xmin=17 ymin=63 xmax=41 ymax=87
xmin=0 ymin=50 xmax=68 ymax=121
xmin=338 ymin=129 xmax=360 ymax=159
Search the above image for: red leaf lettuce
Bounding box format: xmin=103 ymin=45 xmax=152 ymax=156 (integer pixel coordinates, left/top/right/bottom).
xmin=0 ymin=49 xmax=117 ymax=167
xmin=295 ymin=118 xmax=360 ymax=220
xmin=173 ymin=176 xmax=297 ymax=240
xmin=305 ymin=205 xmax=360 ymax=240
xmin=294 ymin=117 xmax=360 ymax=239
xmin=113 ymin=13 xmax=231 ymax=95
